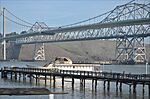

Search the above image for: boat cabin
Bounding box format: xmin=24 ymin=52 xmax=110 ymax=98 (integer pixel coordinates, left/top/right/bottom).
xmin=54 ymin=57 xmax=72 ymax=64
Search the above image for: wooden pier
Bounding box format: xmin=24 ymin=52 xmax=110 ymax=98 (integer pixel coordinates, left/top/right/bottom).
xmin=0 ymin=67 xmax=150 ymax=94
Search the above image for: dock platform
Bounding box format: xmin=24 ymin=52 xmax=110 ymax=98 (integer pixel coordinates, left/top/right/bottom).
xmin=0 ymin=67 xmax=150 ymax=94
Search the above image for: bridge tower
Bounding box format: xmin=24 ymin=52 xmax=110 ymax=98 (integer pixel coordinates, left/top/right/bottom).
xmin=34 ymin=43 xmax=45 ymax=60
xmin=116 ymin=36 xmax=146 ymax=64
xmin=114 ymin=3 xmax=149 ymax=64
xmin=30 ymin=22 xmax=48 ymax=61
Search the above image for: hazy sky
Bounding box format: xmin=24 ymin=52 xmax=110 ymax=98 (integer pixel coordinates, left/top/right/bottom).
xmin=1 ymin=0 xmax=149 ymax=27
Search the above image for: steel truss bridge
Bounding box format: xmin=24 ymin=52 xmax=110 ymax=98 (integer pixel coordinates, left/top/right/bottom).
xmin=0 ymin=2 xmax=150 ymax=64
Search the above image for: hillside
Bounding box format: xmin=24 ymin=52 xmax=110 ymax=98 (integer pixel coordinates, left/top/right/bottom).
xmin=19 ymin=40 xmax=150 ymax=63
xmin=0 ymin=40 xmax=149 ymax=63
xmin=18 ymin=40 xmax=116 ymax=62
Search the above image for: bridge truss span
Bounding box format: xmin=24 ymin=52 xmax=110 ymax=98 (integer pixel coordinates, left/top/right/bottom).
xmin=14 ymin=2 xmax=150 ymax=64
xmin=1 ymin=2 xmax=150 ymax=64
xmin=15 ymin=3 xmax=150 ymax=44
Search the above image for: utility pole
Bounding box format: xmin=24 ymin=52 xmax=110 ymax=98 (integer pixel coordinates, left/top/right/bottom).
xmin=3 ymin=7 xmax=6 ymax=60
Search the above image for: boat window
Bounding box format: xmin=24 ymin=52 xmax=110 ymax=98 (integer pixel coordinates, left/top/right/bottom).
xmin=64 ymin=58 xmax=68 ymax=61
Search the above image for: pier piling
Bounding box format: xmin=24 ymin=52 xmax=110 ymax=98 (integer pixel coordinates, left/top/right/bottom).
xmin=129 ymin=84 xmax=131 ymax=92
xmin=53 ymin=75 xmax=56 ymax=88
xmin=0 ymin=67 xmax=150 ymax=94
xmin=103 ymin=80 xmax=106 ymax=89
xmin=62 ymin=77 xmax=64 ymax=89
xmin=45 ymin=75 xmax=47 ymax=86
xmin=116 ymin=81 xmax=118 ymax=90
xmin=95 ymin=79 xmax=97 ymax=90
xmin=119 ymin=82 xmax=122 ymax=92
xmin=148 ymin=84 xmax=150 ymax=96
xmin=107 ymin=80 xmax=110 ymax=91
xmin=142 ymin=83 xmax=145 ymax=94
xmin=72 ymin=78 xmax=74 ymax=90
xmin=10 ymin=72 xmax=13 ymax=80
xmin=133 ymin=82 xmax=137 ymax=93
xmin=50 ymin=75 xmax=51 ymax=86
xmin=92 ymin=79 xmax=94 ymax=90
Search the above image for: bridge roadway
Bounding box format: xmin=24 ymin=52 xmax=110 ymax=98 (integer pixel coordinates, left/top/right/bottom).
xmin=1 ymin=67 xmax=150 ymax=94
xmin=0 ymin=18 xmax=150 ymax=43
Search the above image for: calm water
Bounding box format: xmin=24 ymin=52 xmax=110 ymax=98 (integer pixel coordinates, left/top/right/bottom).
xmin=0 ymin=61 xmax=149 ymax=99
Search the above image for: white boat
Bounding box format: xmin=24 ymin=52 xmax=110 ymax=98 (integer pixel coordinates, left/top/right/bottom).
xmin=27 ymin=57 xmax=101 ymax=72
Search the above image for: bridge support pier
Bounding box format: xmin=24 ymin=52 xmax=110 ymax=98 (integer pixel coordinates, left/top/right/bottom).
xmin=116 ymin=37 xmax=146 ymax=64
xmin=34 ymin=43 xmax=45 ymax=61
